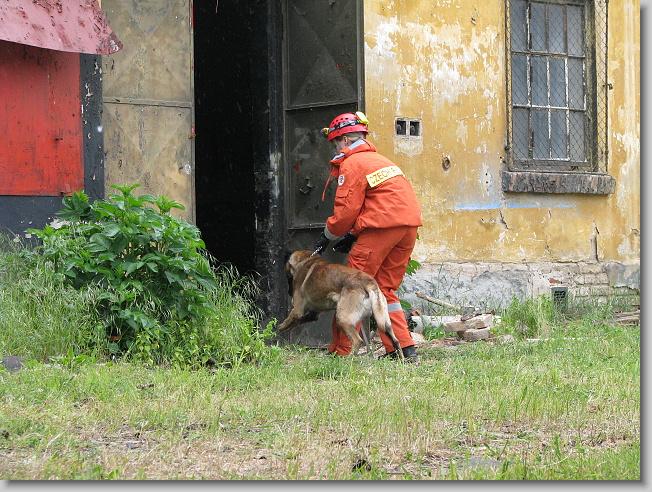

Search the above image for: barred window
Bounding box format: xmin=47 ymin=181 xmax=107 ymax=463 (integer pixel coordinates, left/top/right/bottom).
xmin=507 ymin=0 xmax=608 ymax=174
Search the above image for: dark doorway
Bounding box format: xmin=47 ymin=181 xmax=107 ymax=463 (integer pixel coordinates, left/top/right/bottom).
xmin=192 ymin=0 xmax=363 ymax=339
xmin=193 ymin=0 xmax=286 ymax=322
xmin=193 ymin=0 xmax=258 ymax=274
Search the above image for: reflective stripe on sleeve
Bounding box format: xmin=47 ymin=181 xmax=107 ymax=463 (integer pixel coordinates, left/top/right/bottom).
xmin=324 ymin=226 xmax=340 ymax=241
xmin=387 ymin=302 xmax=403 ymax=313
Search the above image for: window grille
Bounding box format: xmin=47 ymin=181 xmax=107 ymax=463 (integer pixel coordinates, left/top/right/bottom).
xmin=506 ymin=0 xmax=608 ymax=173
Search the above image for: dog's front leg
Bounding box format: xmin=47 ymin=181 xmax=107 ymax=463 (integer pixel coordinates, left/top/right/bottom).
xmin=299 ymin=311 xmax=319 ymax=323
xmin=277 ymin=307 xmax=305 ymax=333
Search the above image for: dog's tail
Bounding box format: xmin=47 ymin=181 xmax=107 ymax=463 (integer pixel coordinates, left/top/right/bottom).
xmin=367 ymin=284 xmax=403 ymax=359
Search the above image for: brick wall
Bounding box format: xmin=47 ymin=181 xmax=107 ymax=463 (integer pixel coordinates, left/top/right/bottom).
xmin=401 ymin=260 xmax=640 ymax=310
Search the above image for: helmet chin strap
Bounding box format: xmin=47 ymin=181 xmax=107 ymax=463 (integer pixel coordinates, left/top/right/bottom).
xmin=321 ymin=173 xmax=335 ymax=202
xmin=321 ymin=137 xmax=368 ymax=201
xmin=321 ymin=161 xmax=341 ymax=202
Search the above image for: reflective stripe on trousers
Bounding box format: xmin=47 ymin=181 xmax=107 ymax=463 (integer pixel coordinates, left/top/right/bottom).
xmin=328 ymin=226 xmax=418 ymax=355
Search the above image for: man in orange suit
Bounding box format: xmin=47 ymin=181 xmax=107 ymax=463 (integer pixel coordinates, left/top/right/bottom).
xmin=314 ymin=111 xmax=422 ymax=362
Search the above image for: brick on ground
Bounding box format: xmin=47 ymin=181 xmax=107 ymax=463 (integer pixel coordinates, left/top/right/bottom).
xmin=443 ymin=313 xmax=493 ymax=333
xmin=463 ymin=314 xmax=494 ymax=330
xmin=463 ymin=327 xmax=491 ymax=341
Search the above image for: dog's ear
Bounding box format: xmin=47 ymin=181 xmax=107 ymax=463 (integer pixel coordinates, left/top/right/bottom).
xmin=286 ymin=270 xmax=294 ymax=297
xmin=283 ymin=250 xmax=294 ymax=297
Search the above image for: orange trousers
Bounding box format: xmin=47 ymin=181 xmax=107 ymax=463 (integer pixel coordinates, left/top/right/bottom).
xmin=328 ymin=226 xmax=418 ymax=355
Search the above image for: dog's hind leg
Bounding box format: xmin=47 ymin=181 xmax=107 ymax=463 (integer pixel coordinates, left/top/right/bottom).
xmin=367 ymin=285 xmax=404 ymax=361
xmin=336 ymin=289 xmax=367 ymax=356
xmin=359 ymin=319 xmax=374 ymax=358
xmin=385 ymin=323 xmax=404 ymax=361
xmin=339 ymin=322 xmax=365 ymax=356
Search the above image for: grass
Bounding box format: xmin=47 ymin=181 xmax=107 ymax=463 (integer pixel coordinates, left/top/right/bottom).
xmin=0 ymin=236 xmax=640 ymax=479
xmin=0 ymin=314 xmax=639 ymax=480
xmin=0 ymin=236 xmax=277 ymax=368
xmin=0 ymin=240 xmax=107 ymax=362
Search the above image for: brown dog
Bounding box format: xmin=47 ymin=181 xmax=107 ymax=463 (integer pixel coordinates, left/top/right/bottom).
xmin=278 ymin=250 xmax=403 ymax=360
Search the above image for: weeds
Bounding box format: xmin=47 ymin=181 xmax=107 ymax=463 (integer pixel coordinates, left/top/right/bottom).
xmin=0 ymin=244 xmax=106 ymax=362
xmin=496 ymin=293 xmax=637 ymax=340
xmin=0 ymin=185 xmax=277 ymax=368
xmin=498 ymin=295 xmax=557 ymax=338
xmin=0 ymin=317 xmax=639 ymax=479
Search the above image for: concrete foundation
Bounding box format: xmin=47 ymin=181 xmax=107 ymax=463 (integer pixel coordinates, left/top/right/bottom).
xmin=400 ymin=260 xmax=640 ymax=311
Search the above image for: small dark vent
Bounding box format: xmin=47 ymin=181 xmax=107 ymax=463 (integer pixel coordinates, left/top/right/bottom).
xmin=395 ymin=119 xmax=407 ymax=135
xmin=551 ymin=286 xmax=568 ymax=310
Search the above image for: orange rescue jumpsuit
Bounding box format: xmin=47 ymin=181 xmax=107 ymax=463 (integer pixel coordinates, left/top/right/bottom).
xmin=323 ymin=139 xmax=422 ymax=355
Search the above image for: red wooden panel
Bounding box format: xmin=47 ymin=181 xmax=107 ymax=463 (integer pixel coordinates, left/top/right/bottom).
xmin=0 ymin=41 xmax=83 ymax=196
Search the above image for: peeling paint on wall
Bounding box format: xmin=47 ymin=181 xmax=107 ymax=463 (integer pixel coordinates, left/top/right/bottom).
xmin=269 ymin=151 xmax=282 ymax=201
xmin=364 ymin=0 xmax=639 ymax=267
xmin=394 ymin=135 xmax=423 ymax=156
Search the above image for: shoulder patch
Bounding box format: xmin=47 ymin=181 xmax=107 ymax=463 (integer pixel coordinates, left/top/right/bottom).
xmin=337 ymin=174 xmax=345 ymax=186
xmin=366 ymin=165 xmax=404 ymax=188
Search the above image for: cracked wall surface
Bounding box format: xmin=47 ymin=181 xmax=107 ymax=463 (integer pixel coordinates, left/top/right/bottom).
xmin=363 ymin=1 xmax=640 ymax=280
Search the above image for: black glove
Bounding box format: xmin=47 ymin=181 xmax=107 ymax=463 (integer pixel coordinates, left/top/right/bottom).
xmin=313 ymin=232 xmax=330 ymax=256
xmin=333 ymin=233 xmax=357 ymax=253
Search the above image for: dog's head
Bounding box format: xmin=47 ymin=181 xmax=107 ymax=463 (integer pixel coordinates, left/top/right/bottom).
xmin=284 ymin=250 xmax=313 ymax=295
xmin=286 ymin=250 xmax=313 ymax=276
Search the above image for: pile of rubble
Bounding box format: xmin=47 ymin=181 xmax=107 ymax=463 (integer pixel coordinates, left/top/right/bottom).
xmin=411 ymin=312 xmax=495 ymax=341
xmin=410 ymin=292 xmax=496 ymax=342
xmin=613 ymin=308 xmax=640 ymax=326
xmin=358 ymin=293 xmax=499 ymax=356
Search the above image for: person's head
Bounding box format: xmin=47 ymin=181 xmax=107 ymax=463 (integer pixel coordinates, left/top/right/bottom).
xmin=321 ymin=112 xmax=369 ymax=152
xmin=331 ymin=132 xmax=366 ymax=152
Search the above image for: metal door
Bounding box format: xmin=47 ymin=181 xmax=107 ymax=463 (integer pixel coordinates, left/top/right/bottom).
xmin=101 ymin=0 xmax=194 ymax=222
xmin=282 ymin=0 xmax=364 ymax=346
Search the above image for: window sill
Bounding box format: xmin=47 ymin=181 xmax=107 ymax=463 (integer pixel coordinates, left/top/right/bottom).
xmin=501 ymin=171 xmax=616 ymax=195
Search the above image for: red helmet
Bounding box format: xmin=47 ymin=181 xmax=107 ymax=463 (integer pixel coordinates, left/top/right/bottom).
xmin=321 ymin=111 xmax=369 ymax=141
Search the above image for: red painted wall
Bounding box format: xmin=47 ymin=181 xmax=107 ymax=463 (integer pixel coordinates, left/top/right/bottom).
xmin=0 ymin=41 xmax=82 ymax=196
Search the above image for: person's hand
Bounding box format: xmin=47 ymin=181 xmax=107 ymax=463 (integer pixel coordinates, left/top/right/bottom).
xmin=333 ymin=233 xmax=357 ymax=253
xmin=313 ymin=232 xmax=330 ymax=256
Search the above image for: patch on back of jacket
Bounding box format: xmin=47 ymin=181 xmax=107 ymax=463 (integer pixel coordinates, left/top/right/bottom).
xmin=366 ymin=165 xmax=404 ymax=188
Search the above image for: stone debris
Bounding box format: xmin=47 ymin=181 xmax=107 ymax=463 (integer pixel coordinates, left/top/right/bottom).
xmin=613 ymin=309 xmax=640 ymax=325
xmin=411 ymin=312 xmax=497 ymax=342
xmin=411 ymin=315 xmax=461 ymax=333
xmin=463 ymin=327 xmax=490 ymax=341
xmin=1 ymin=355 xmax=23 ymax=373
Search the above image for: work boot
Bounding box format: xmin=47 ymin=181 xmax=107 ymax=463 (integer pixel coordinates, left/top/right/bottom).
xmin=380 ymin=345 xmax=419 ymax=364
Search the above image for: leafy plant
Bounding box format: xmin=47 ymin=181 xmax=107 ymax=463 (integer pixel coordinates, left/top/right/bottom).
xmin=399 ymin=257 xmax=422 ymax=321
xmin=405 ymin=258 xmax=421 ymax=276
xmin=14 ymin=184 xmax=275 ymax=367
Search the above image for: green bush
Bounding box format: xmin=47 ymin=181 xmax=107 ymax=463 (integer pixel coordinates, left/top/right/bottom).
xmin=1 ymin=184 xmax=277 ymax=367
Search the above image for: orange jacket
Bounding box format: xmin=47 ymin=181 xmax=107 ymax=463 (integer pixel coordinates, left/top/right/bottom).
xmin=324 ymin=139 xmax=422 ymax=238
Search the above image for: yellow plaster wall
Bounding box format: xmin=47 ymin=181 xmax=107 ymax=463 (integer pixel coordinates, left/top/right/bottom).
xmin=363 ymin=0 xmax=640 ymax=264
